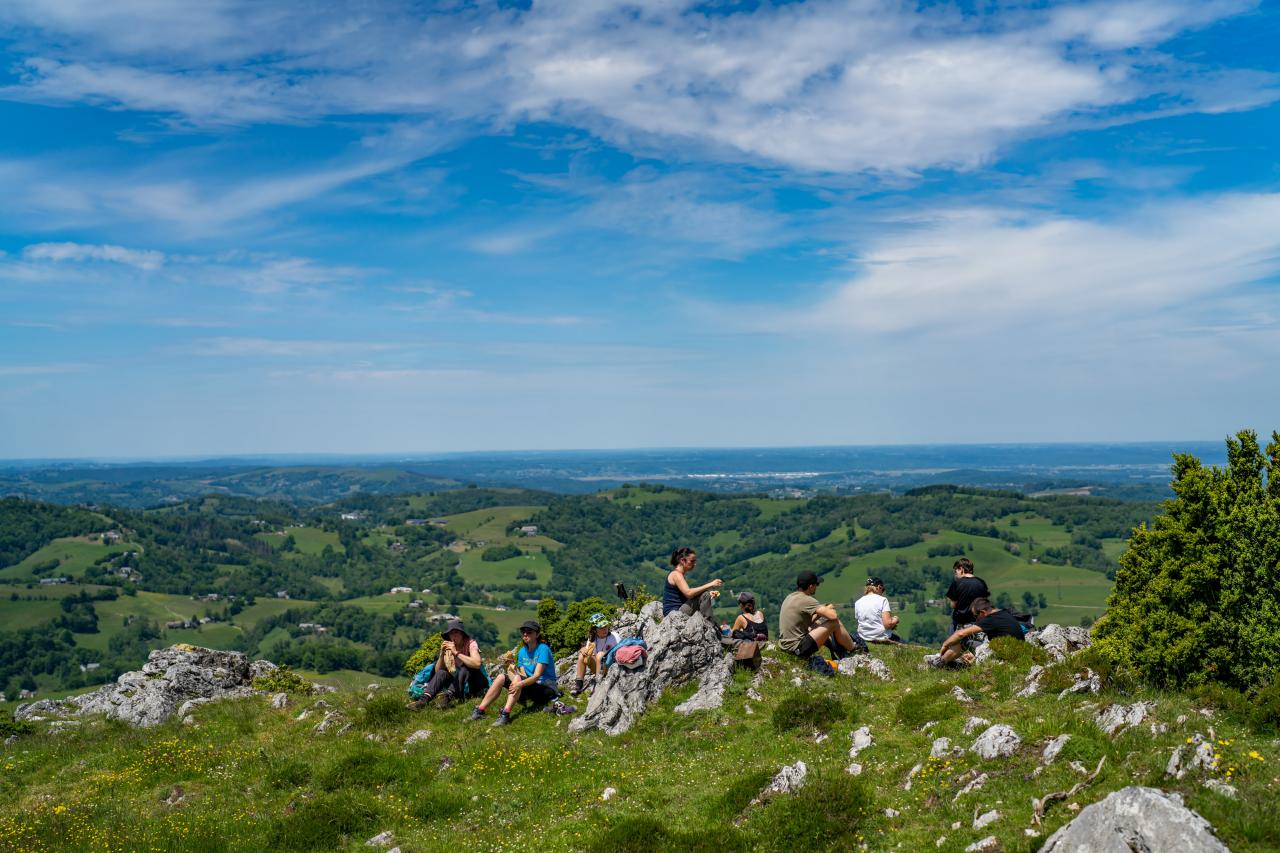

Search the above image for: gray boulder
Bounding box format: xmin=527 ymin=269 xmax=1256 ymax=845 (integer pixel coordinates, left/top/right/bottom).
xmin=16 ymin=645 xmax=261 ymax=728
xmin=569 ymin=609 xmax=731 ymax=736
xmin=1095 ymin=701 xmax=1154 ymax=736
xmin=837 ymin=655 xmax=893 ymax=681
xmin=970 ymin=724 xmax=1021 ymax=759
xmin=1039 ymin=786 xmax=1231 ymax=852
xmin=1028 ymin=624 xmax=1092 ymax=662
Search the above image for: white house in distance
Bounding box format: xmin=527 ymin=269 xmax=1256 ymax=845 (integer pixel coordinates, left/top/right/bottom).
xmin=340 ymin=511 xmax=364 ymax=521
xmin=389 ymin=586 xmax=413 ymax=595
xmin=519 ymin=525 xmax=538 ymax=536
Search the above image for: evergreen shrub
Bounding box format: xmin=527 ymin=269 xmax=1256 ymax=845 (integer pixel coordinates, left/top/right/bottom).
xmin=1093 ymin=430 xmax=1280 ymax=692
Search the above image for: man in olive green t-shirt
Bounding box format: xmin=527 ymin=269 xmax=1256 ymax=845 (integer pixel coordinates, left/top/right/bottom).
xmin=778 ymin=570 xmax=861 ymax=659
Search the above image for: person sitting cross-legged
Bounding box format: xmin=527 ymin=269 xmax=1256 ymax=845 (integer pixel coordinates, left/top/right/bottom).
xmin=854 ymin=577 xmax=903 ymax=645
xmin=778 ymin=570 xmax=864 ymax=661
xmin=571 ymin=612 xmax=619 ymax=697
xmin=937 ymin=597 xmax=1024 ymax=666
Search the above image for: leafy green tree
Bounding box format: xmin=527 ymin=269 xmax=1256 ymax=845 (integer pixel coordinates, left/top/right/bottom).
xmin=1094 ymin=430 xmax=1280 ymax=692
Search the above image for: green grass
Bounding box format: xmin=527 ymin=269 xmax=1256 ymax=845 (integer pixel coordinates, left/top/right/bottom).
xmin=0 ymin=537 xmax=137 ymax=581
xmin=342 ymin=592 xmax=420 ymax=616
xmin=438 ymin=505 xmax=545 ymax=540
xmin=456 ymin=548 xmax=553 ymax=585
xmin=748 ymin=498 xmax=806 ymax=520
xmin=454 ymin=605 xmax=537 ymax=643
xmin=606 ymin=487 xmax=684 ymax=505
xmin=3 ymin=641 xmax=1277 ymax=852
xmin=254 ymin=526 xmax=343 ymax=556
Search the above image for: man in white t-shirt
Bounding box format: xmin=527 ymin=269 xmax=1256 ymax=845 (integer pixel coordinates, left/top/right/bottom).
xmin=854 ymin=577 xmax=903 ymax=644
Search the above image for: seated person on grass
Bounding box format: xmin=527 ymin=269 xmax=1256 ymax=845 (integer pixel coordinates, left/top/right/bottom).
xmin=854 ymin=577 xmax=903 ymax=644
xmin=571 ymin=612 xmax=619 ymax=697
xmin=406 ymin=618 xmax=486 ymax=710
xmin=946 ymin=558 xmax=991 ymax=636
xmin=778 ymin=570 xmax=863 ymax=661
xmin=730 ymin=591 xmax=768 ymax=641
xmin=937 ymin=597 xmax=1024 ymax=666
xmin=469 ymin=619 xmax=572 ymax=726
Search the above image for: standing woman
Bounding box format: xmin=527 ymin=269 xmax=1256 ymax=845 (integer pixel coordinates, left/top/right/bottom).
xmin=662 ymin=547 xmax=722 ymax=621
xmin=730 ymin=591 xmax=768 ymax=640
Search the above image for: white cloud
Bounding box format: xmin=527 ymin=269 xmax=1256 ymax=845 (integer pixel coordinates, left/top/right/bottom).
xmin=753 ymin=192 xmax=1280 ymax=335
xmin=0 ymin=0 xmax=1270 ymax=173
xmin=23 ymin=241 xmax=165 ymax=270
xmin=185 ymin=337 xmax=404 ymax=358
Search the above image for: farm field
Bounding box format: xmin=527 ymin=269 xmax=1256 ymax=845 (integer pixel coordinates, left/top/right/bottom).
xmin=455 ymin=605 xmax=538 ymax=644
xmin=254 ymin=525 xmax=343 ymax=556
xmin=0 ymin=536 xmax=137 ymax=581
xmin=438 ymin=505 xmax=545 ymax=540
xmin=457 ymin=548 xmax=552 ymax=585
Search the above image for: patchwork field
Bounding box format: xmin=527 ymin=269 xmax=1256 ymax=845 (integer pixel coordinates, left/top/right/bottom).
xmin=254 ymin=526 xmax=343 ymax=556
xmin=0 ymin=536 xmax=137 ymax=581
xmin=438 ymin=505 xmax=545 ymax=540
xmin=456 ymin=548 xmax=553 ymax=585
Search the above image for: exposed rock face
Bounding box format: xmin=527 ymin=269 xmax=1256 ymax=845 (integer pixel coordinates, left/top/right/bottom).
xmin=760 ymin=761 xmax=808 ymax=799
xmin=848 ymin=726 xmax=874 ymax=759
xmin=1027 ymin=624 xmax=1092 ymax=662
xmin=15 ymin=645 xmax=265 ymax=728
xmin=1039 ymin=786 xmax=1231 ymax=852
xmin=951 ymin=686 xmax=974 ymax=703
xmin=970 ymin=724 xmax=1021 ymax=759
xmin=837 ymin=655 xmax=893 ymax=681
xmin=963 ymin=716 xmax=990 ymax=735
xmin=569 ymin=609 xmax=732 ymax=736
xmin=1058 ymin=669 xmax=1101 ymax=698
xmin=1043 ymin=734 xmax=1071 ymax=764
xmin=1095 ymin=701 xmax=1154 ymax=736
xmin=930 ymin=737 xmax=955 ymax=758
xmin=1017 ymin=665 xmax=1045 ymax=698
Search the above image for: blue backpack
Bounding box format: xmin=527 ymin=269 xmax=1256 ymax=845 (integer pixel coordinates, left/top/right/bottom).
xmin=407 ymin=662 xmax=435 ymax=699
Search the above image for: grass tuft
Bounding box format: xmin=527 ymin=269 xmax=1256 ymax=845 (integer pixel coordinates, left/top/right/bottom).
xmin=771 ymin=690 xmax=851 ymax=734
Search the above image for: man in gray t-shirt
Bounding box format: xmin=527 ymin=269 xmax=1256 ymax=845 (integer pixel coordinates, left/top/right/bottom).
xmin=778 ymin=571 xmax=861 ymax=659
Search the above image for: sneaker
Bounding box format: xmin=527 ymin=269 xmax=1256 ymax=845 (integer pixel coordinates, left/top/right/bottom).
xmin=554 ymin=701 xmax=577 ymax=715
xmin=491 ymin=712 xmax=511 ymax=728
xmin=570 ymin=680 xmax=584 ymax=697
xmin=467 ymin=707 xmax=486 ymax=722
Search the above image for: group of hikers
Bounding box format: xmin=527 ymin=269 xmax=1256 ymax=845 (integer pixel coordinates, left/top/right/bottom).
xmin=406 ymin=549 xmax=1025 ymax=724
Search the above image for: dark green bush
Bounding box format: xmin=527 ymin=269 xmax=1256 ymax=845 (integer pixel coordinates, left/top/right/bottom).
xmin=587 ymin=816 xmax=729 ymax=853
xmin=0 ymin=716 xmax=33 ymax=739
xmin=1094 ymin=430 xmax=1280 ymax=693
xmin=989 ymin=635 xmax=1048 ymax=666
xmin=314 ymin=747 xmax=402 ymax=791
xmin=356 ymin=692 xmax=409 ymax=730
xmin=753 ymin=773 xmax=873 ymax=851
xmin=535 ymin=596 xmax=620 ymax=656
xmin=771 ymin=690 xmax=850 ymax=734
xmin=894 ymin=683 xmax=954 ymax=729
xmin=1190 ymin=681 xmax=1280 ymax=733
xmin=481 ymin=543 xmax=522 ymax=562
xmin=402 ymin=634 xmax=442 ymax=677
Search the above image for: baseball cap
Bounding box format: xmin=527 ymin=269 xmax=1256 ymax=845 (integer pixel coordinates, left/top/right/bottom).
xmin=736 ymin=591 xmax=756 ymax=605
xmin=796 ymin=570 xmax=822 ymax=589
xmin=519 ymin=619 xmax=541 ymax=633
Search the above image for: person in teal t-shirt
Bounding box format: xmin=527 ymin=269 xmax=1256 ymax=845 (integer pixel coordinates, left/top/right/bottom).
xmin=468 ymin=619 xmax=572 ymax=726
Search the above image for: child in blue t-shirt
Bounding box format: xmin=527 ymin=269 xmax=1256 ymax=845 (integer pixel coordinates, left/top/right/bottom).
xmin=468 ymin=619 xmax=571 ymax=726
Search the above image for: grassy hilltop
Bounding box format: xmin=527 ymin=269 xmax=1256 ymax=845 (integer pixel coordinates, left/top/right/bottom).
xmin=2 ymin=642 xmax=1278 ymax=852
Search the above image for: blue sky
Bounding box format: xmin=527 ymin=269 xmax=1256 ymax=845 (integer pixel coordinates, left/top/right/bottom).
xmin=1 ymin=0 xmax=1279 ymax=457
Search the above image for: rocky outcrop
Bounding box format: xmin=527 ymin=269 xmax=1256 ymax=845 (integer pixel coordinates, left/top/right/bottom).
xmin=1039 ymin=786 xmax=1231 ymax=852
xmin=1027 ymin=624 xmax=1092 ymax=662
xmin=15 ymin=645 xmax=266 ymax=728
xmin=1095 ymin=701 xmax=1154 ymax=736
xmin=970 ymin=724 xmax=1021 ymax=759
xmin=837 ymin=655 xmax=893 ymax=681
xmin=569 ymin=609 xmax=732 ymax=736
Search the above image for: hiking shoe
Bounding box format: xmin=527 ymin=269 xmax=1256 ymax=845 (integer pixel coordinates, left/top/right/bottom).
xmin=491 ymin=713 xmax=511 ymax=728
xmin=467 ymin=707 xmax=486 ymax=722
xmin=570 ymin=681 xmax=584 ymax=697
xmin=405 ymin=697 xmax=430 ymax=711
xmin=554 ymin=702 xmax=577 ymax=715
xmin=433 ymin=692 xmax=453 ymax=710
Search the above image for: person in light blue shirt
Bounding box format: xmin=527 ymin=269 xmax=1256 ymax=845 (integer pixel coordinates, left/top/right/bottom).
xmin=469 ymin=619 xmax=569 ymax=725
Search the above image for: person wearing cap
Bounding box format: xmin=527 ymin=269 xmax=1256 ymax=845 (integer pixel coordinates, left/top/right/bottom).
xmin=571 ymin=612 xmax=620 ymax=696
xmin=854 ymin=577 xmax=903 ymax=644
xmin=730 ymin=591 xmax=768 ymax=641
xmin=469 ymin=619 xmax=568 ymax=725
xmin=406 ymin=618 xmax=486 ymax=711
xmin=662 ymin=547 xmax=722 ymax=622
xmin=778 ymin=570 xmax=861 ymax=660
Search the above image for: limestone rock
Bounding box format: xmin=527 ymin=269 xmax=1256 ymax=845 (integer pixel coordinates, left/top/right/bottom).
xmin=846 ymin=762 xmax=863 ymax=775
xmin=601 ymin=787 xmax=618 ymax=801
xmin=848 ymin=726 xmax=874 ymax=759
xmin=1016 ymin=665 xmax=1045 ymax=698
xmin=249 ymin=660 xmax=277 ymax=681
xmin=964 ymin=836 xmax=1000 ymax=852
xmin=1039 ymin=786 xmax=1231 ymax=852
xmin=837 ymin=655 xmax=893 ymax=681
xmin=1043 ymin=734 xmax=1071 ymax=764
xmin=1094 ymin=701 xmax=1154 ymax=736
xmin=15 ymin=645 xmax=261 ymax=728
xmin=756 ymin=761 xmax=807 ymax=801
xmin=366 ymin=830 xmax=395 ymax=847
xmin=569 ymin=609 xmax=732 ymax=736
xmin=970 ymin=724 xmax=1021 ymax=759
xmin=972 ymin=641 xmax=993 ymax=665
xmin=1058 ymin=669 xmax=1101 ymax=699
xmin=963 ymin=716 xmax=990 ymax=735
xmin=930 ymin=737 xmax=954 ymax=758
xmin=313 ymin=710 xmax=347 ymax=734
xmin=1027 ymin=624 xmax=1092 ymax=662
xmin=953 ymin=772 xmax=989 ymax=802
xmin=974 ymin=809 xmax=1001 ymax=829
xmin=271 ymin=692 xmax=289 ymax=709
xmin=1204 ymin=779 xmax=1237 ymax=799
xmin=951 ymin=686 xmax=974 ymax=703
xmin=404 ymin=730 xmax=432 ymax=745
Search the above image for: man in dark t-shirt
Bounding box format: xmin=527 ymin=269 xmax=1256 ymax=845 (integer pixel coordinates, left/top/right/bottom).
xmin=945 ymin=557 xmax=990 ymax=635
xmin=937 ymin=597 xmax=1023 ymax=665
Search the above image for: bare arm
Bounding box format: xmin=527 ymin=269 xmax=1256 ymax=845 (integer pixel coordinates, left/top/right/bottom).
xmin=455 ymin=642 xmax=482 ymax=669
xmin=814 ymin=603 xmax=838 ymax=621
xmin=669 ymin=571 xmax=722 ymax=598
xmin=941 ymin=625 xmax=981 ymax=650
xmin=881 ymin=608 xmax=899 ymax=630
xmin=731 ymin=614 xmax=748 ymax=632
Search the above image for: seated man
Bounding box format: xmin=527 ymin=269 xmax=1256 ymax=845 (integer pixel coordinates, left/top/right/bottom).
xmin=778 ymin=570 xmax=863 ymax=660
xmin=937 ymin=597 xmax=1024 ymax=666
xmin=854 ymin=577 xmax=903 ymax=644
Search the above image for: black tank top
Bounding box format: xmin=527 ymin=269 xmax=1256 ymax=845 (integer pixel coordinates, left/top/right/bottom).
xmin=662 ymin=577 xmax=688 ymax=616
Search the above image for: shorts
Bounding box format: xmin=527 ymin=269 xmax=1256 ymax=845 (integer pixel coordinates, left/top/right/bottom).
xmin=519 ymin=682 xmax=558 ymax=708
xmin=792 ymin=633 xmax=820 ymax=658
